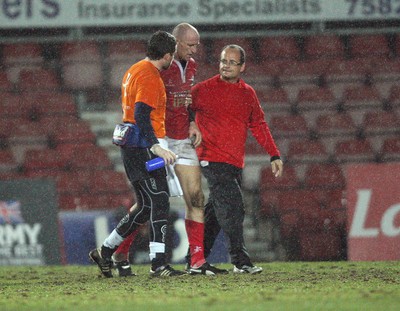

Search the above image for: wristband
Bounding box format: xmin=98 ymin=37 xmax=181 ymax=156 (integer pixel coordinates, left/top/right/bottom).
xmin=270 ymin=155 xmax=281 ymax=162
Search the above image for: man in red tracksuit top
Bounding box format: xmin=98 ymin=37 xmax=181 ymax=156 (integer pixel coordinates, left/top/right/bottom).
xmin=191 ymin=44 xmax=284 ymax=274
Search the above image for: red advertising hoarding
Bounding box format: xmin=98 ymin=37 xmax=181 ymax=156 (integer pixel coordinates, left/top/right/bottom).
xmin=347 ymin=163 xmax=400 ymax=261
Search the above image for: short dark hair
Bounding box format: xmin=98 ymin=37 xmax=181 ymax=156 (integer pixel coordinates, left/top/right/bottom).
xmin=222 ymin=44 xmax=246 ymax=65
xmin=146 ymin=30 xmax=176 ymax=60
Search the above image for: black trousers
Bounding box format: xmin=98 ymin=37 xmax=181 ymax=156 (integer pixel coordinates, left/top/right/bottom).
xmin=117 ymin=146 xmax=170 ymax=267
xmin=201 ymin=162 xmax=252 ymax=267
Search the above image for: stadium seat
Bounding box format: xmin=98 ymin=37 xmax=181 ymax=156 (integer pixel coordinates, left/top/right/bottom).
xmin=210 ymin=37 xmax=255 ymax=63
xmin=21 ymin=92 xmax=78 ymax=119
xmin=324 ymin=58 xmax=372 ymax=83
xmin=106 ymin=40 xmax=147 ymax=89
xmin=69 ymin=145 xmax=113 ymax=171
xmin=269 ymin=114 xmax=309 ymax=138
xmin=0 ymin=71 xmax=13 ymax=92
xmin=303 ymin=34 xmax=346 ymax=60
xmin=361 ymin=111 xmax=400 ymax=136
xmin=287 ymin=139 xmax=330 ymax=163
xmin=60 ymin=41 xmax=103 ymax=90
xmin=17 ymin=68 xmax=60 ymax=92
xmin=89 ymin=170 xmax=131 ymax=195
xmin=349 ymin=34 xmax=391 ymax=58
xmin=260 ymin=165 xmax=300 ymax=191
xmin=257 ymin=87 xmax=291 ymax=112
xmin=388 ymin=85 xmax=400 ymax=108
xmin=295 ymin=86 xmax=337 ymax=112
xmin=259 ymin=190 xmax=281 ymax=219
xmin=2 ymin=42 xmax=44 ymax=83
xmin=334 ymin=138 xmax=376 ymax=163
xmin=62 ymin=61 xmax=103 ymax=90
xmin=7 ymin=119 xmax=48 ymax=146
xmin=0 ymin=149 xmax=18 ymax=173
xmin=56 ymin=171 xmax=92 ymax=195
xmin=23 ymin=149 xmax=69 ymax=175
xmin=106 ymin=40 xmax=146 ymax=61
xmin=257 ymin=36 xmax=300 ymax=61
xmin=0 ymin=94 xmax=31 ymax=120
xmin=279 ymin=210 xmax=300 ymax=241
xmin=304 ymin=163 xmax=345 ymax=190
xmin=48 ymin=121 xmax=97 ymax=146
xmin=280 ymin=59 xmax=330 ymax=84
xmin=380 ymin=137 xmax=400 ymax=162
xmin=369 ymin=58 xmax=400 ymax=82
xmin=60 ymin=41 xmax=102 ymax=61
xmin=315 ymin=113 xmax=358 ymax=137
xmin=340 ymin=85 xmax=382 ymax=110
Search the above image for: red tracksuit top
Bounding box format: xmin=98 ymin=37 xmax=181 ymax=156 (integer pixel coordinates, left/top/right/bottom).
xmin=191 ymin=75 xmax=280 ymax=169
xmin=161 ymin=58 xmax=197 ymax=140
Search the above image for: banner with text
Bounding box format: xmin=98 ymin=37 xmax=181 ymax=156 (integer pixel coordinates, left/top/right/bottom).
xmin=347 ymin=163 xmax=400 ymax=261
xmin=1 ymin=0 xmax=399 ymax=29
xmin=0 ymin=179 xmax=61 ymax=265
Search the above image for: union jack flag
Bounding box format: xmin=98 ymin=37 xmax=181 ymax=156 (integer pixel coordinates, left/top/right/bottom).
xmin=0 ymin=200 xmax=24 ymax=224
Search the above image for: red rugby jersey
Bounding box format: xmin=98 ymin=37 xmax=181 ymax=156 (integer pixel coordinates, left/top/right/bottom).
xmin=161 ymin=58 xmax=197 ymax=139
xmin=191 ymin=75 xmax=280 ymax=168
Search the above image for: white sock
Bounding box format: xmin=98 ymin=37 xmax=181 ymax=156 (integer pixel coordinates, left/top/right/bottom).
xmin=149 ymin=242 xmax=165 ymax=260
xmin=103 ymin=229 xmax=124 ymax=249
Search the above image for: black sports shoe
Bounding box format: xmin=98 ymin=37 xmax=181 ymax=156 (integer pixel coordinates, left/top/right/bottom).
xmin=190 ymin=262 xmax=229 ymax=276
xmin=150 ymin=265 xmax=187 ymax=277
xmin=114 ymin=260 xmax=136 ymax=277
xmin=233 ymin=264 xmax=263 ymax=274
xmin=89 ymin=248 xmax=113 ymax=278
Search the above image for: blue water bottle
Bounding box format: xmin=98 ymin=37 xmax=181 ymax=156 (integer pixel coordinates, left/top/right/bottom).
xmin=146 ymin=157 xmax=165 ymax=172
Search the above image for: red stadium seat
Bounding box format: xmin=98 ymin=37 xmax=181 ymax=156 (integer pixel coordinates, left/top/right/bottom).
xmin=0 ymin=71 xmax=13 ymax=92
xmin=388 ymin=85 xmax=400 ymax=108
xmin=107 ymin=40 xmax=146 ymax=61
xmin=48 ymin=121 xmax=97 ymax=145
xmin=106 ymin=40 xmax=147 ymax=89
xmin=304 ymin=163 xmax=345 ymax=190
xmin=56 ymin=171 xmax=92 ymax=195
xmin=257 ymin=87 xmax=291 ymax=112
xmin=69 ymin=145 xmax=113 ymax=171
xmin=258 ymin=36 xmax=300 ymax=60
xmin=287 ymin=139 xmax=330 ymax=163
xmin=270 ymin=114 xmax=309 ymax=138
xmin=60 ymin=41 xmax=101 ymax=62
xmin=340 ymin=85 xmax=382 ymax=110
xmin=279 ymin=59 xmax=330 ymax=84
xmin=89 ymin=170 xmax=131 ymax=195
xmin=303 ymin=34 xmax=346 ymax=60
xmin=21 ymin=92 xmax=78 ymax=118
xmin=23 ymin=149 xmax=70 ymax=175
xmin=381 ymin=137 xmax=400 ymax=162
xmin=18 ymin=68 xmax=60 ymax=92
xmin=210 ymin=37 xmax=255 ymax=63
xmin=0 ymin=149 xmax=18 ymax=172
xmin=60 ymin=41 xmax=103 ymax=90
xmin=369 ymin=58 xmax=400 ymax=82
xmin=3 ymin=43 xmax=44 ymax=83
xmin=315 ymin=113 xmax=358 ymax=137
xmin=334 ymin=139 xmax=376 ymax=163
xmin=295 ymin=86 xmax=337 ymax=112
xmin=361 ymin=111 xmax=400 ymax=136
xmin=349 ymin=34 xmax=391 ymax=58
xmin=260 ymin=165 xmax=300 ymax=191
xmin=324 ymin=58 xmax=372 ymax=83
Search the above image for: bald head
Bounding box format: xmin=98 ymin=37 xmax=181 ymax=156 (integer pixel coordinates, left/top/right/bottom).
xmin=172 ymin=23 xmax=200 ymax=62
